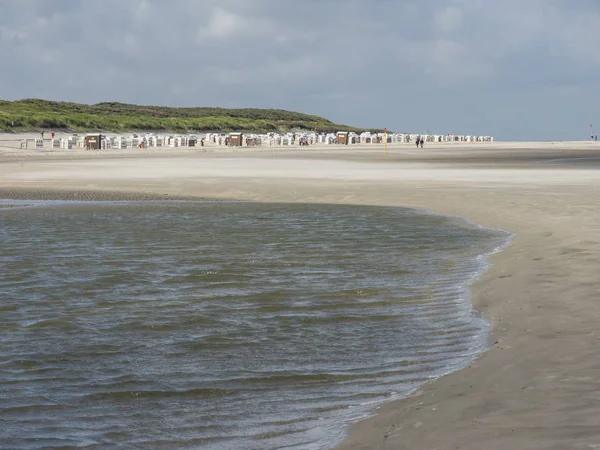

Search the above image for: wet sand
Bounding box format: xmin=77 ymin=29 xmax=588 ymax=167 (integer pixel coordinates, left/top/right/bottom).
xmin=2 ymin=142 xmax=600 ymax=449
xmin=0 ymin=187 xmax=207 ymax=202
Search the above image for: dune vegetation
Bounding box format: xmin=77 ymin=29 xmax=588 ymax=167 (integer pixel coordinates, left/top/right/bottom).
xmin=0 ymin=99 xmax=377 ymax=134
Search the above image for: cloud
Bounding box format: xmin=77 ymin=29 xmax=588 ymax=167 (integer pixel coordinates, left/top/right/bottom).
xmin=1 ymin=0 xmax=600 ymax=140
xmin=434 ymin=6 xmax=463 ymax=33
xmin=199 ymin=8 xmax=245 ymax=40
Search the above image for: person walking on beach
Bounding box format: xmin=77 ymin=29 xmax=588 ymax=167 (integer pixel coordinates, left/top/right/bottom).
xmin=415 ymin=137 xmax=420 ymax=148
xmin=420 ymin=137 xmax=424 ymax=148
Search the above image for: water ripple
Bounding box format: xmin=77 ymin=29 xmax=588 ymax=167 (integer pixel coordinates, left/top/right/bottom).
xmin=0 ymin=201 xmax=510 ymax=449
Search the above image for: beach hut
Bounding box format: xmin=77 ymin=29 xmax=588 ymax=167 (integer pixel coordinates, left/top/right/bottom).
xmin=60 ymin=138 xmax=73 ymax=150
xmin=229 ymin=133 xmax=243 ymax=147
xmin=394 ymin=133 xmax=409 ymax=143
xmin=244 ymin=135 xmax=261 ymax=147
xmin=113 ymin=136 xmax=127 ymax=149
xmin=336 ymin=132 xmax=349 ymax=145
xmin=131 ymin=135 xmax=143 ymax=148
xmin=166 ymin=136 xmax=178 ymax=147
xmin=85 ymin=134 xmax=102 ymax=150
xmin=148 ymin=135 xmax=161 ymax=147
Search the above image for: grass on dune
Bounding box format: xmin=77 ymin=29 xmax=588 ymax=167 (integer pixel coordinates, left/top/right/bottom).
xmin=0 ymin=99 xmax=381 ymax=134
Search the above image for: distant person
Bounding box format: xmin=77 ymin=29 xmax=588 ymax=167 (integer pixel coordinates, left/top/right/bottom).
xmin=40 ymin=129 xmax=44 ymax=139
xmin=415 ymin=137 xmax=420 ymax=148
xmin=420 ymin=138 xmax=424 ymax=148
xmin=51 ymin=130 xmax=55 ymax=139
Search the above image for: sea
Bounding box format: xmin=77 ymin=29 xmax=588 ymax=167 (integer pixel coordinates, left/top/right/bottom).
xmin=0 ymin=200 xmax=511 ymax=450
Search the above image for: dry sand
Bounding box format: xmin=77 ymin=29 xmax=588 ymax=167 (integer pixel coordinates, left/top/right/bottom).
xmin=2 ymin=141 xmax=600 ymax=449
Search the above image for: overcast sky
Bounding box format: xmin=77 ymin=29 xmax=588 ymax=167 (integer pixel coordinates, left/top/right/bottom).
xmin=1 ymin=0 xmax=599 ymax=140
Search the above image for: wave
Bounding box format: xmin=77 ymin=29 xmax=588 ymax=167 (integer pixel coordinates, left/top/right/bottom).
xmin=82 ymin=387 xmax=237 ymax=402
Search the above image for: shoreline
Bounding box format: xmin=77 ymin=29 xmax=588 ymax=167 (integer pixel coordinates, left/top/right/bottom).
xmin=3 ymin=146 xmax=600 ymax=449
xmin=0 ymin=191 xmax=513 ymax=449
xmin=1 ymin=189 xmax=507 ymax=450
xmin=0 ymin=187 xmax=514 ymax=448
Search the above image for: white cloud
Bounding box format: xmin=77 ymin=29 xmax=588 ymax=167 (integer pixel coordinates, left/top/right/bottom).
xmin=1 ymin=0 xmax=600 ymax=139
xmin=201 ymin=7 xmax=245 ymax=39
xmin=434 ymin=6 xmax=463 ymax=33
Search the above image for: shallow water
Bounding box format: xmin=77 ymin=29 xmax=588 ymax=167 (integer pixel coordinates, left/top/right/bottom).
xmin=542 ymin=156 xmax=600 ymax=166
xmin=0 ymin=201 xmax=509 ymax=449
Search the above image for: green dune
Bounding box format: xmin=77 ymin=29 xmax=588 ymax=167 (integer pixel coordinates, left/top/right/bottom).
xmin=0 ymin=98 xmax=378 ymax=134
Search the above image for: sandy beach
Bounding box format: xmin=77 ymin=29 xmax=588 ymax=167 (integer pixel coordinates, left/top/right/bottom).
xmin=2 ymin=139 xmax=600 ymax=449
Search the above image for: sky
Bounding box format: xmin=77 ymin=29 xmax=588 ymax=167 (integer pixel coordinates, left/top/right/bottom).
xmin=1 ymin=0 xmax=599 ymax=140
